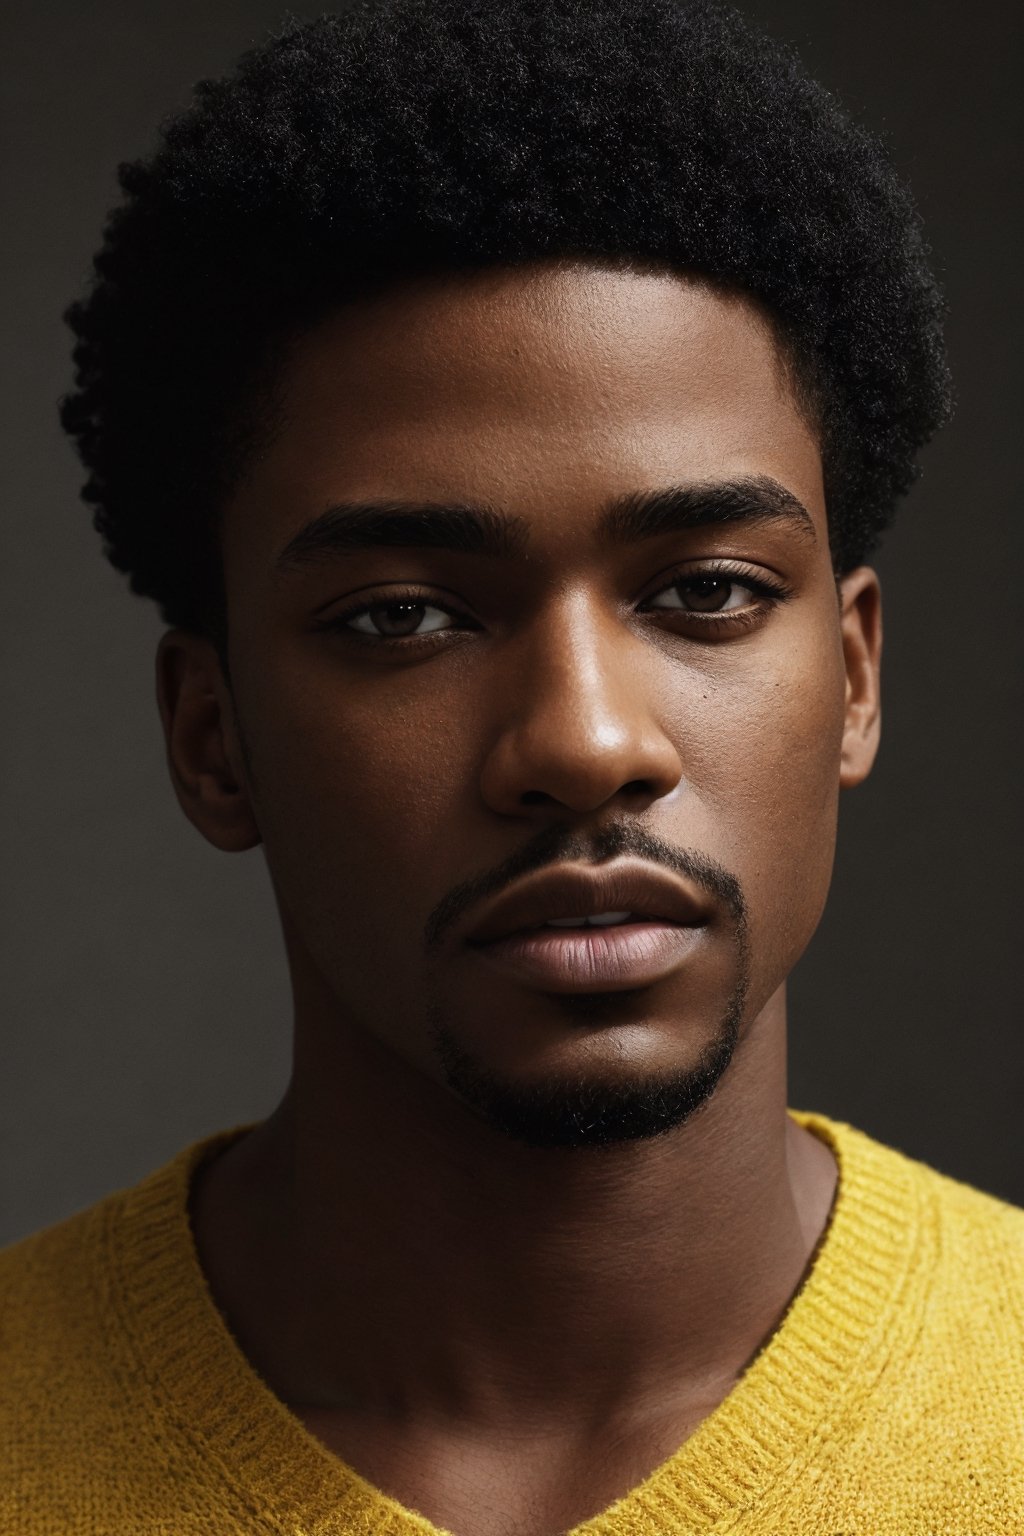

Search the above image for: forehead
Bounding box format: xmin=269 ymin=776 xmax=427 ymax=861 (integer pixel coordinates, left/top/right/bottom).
xmin=223 ymin=262 xmax=824 ymax=573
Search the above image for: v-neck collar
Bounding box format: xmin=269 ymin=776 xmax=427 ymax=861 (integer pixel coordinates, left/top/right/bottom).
xmin=100 ymin=1110 xmax=929 ymax=1534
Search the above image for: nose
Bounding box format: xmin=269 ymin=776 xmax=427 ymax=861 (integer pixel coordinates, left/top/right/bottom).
xmin=477 ymin=592 xmax=684 ymax=818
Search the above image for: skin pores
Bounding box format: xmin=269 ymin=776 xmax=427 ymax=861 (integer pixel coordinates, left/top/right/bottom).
xmin=162 ymin=263 xmax=879 ymax=1511
xmin=192 ymin=261 xmax=876 ymax=1123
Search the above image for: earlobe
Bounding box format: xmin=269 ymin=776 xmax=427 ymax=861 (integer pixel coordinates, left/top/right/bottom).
xmin=155 ymin=630 xmax=262 ymax=852
xmin=837 ymin=567 xmax=883 ymax=790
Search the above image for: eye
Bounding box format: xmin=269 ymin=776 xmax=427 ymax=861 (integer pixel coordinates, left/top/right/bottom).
xmin=646 ymin=573 xmax=761 ymax=614
xmin=342 ymin=599 xmax=459 ymax=638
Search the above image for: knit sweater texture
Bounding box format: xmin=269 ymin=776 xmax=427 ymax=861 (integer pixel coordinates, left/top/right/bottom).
xmin=2 ymin=1111 xmax=1022 ymax=1534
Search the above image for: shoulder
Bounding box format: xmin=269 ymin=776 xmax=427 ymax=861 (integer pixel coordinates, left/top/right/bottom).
xmin=855 ymin=1123 xmax=1024 ymax=1273
xmin=792 ymin=1111 xmax=1024 ymax=1514
xmin=0 ymin=1126 xmax=250 ymax=1356
xmin=0 ymin=1189 xmax=130 ymax=1425
xmin=797 ymin=1109 xmax=1024 ymax=1249
xmin=0 ymin=1132 xmax=254 ymax=1530
xmin=927 ymin=1158 xmax=1024 ymax=1243
xmin=1 ymin=1125 xmax=255 ymax=1389
xmin=801 ymin=1109 xmax=1024 ymax=1358
xmin=1 ymin=1193 xmax=115 ymax=1330
xmin=912 ymin=1150 xmax=1024 ymax=1334
xmin=874 ymin=1139 xmax=1024 ymax=1494
xmin=0 ymin=1190 xmax=129 ymax=1527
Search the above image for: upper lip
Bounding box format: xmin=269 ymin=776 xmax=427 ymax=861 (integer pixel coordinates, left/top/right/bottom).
xmin=464 ymin=859 xmax=709 ymax=946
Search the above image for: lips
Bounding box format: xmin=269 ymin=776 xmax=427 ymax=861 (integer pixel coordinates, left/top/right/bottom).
xmin=458 ymin=859 xmax=716 ymax=993
xmin=464 ymin=860 xmax=708 ymax=946
xmin=472 ymin=919 xmax=704 ymax=991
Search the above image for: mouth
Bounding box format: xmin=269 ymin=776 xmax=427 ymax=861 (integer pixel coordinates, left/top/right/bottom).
xmin=534 ymin=910 xmax=652 ymax=929
xmin=469 ymin=916 xmax=703 ymax=991
xmin=462 ymin=863 xmax=710 ymax=993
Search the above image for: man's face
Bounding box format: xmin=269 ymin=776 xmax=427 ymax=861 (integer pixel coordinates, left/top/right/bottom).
xmin=200 ymin=262 xmax=877 ymax=1147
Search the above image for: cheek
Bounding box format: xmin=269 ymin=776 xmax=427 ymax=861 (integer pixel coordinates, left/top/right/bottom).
xmin=678 ymin=628 xmax=848 ymax=979
xmin=241 ymin=609 xmax=847 ymax=1010
xmin=243 ymin=668 xmax=475 ymax=955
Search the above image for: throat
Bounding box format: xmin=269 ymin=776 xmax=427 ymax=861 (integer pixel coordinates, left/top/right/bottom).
xmin=289 ymin=1391 xmax=722 ymax=1536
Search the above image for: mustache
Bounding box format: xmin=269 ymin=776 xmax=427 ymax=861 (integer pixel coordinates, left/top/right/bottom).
xmin=424 ymin=822 xmax=748 ymax=951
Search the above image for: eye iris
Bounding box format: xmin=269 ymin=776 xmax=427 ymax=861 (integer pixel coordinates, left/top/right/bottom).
xmin=375 ymin=601 xmax=426 ymax=636
xmin=680 ymin=578 xmax=733 ymax=612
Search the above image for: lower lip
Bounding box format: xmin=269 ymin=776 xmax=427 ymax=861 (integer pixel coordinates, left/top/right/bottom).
xmin=468 ymin=922 xmax=704 ymax=992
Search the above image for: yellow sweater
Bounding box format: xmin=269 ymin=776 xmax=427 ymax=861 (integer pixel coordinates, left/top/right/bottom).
xmin=2 ymin=1112 xmax=1022 ymax=1534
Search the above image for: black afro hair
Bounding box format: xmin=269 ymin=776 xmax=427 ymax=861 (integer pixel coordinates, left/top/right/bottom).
xmin=60 ymin=0 xmax=952 ymax=645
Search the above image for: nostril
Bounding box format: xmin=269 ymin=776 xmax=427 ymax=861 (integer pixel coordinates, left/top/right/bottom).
xmin=620 ymin=780 xmax=660 ymax=800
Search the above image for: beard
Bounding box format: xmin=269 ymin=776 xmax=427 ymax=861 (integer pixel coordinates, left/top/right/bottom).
xmin=424 ymin=823 xmax=750 ymax=1151
xmin=430 ymin=986 xmax=744 ymax=1151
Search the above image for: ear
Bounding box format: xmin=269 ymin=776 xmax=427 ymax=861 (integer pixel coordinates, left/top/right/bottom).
xmin=155 ymin=630 xmax=262 ymax=852
xmin=837 ymin=566 xmax=882 ymax=790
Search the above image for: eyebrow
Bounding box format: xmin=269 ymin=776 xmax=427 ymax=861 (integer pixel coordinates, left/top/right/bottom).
xmin=272 ymin=474 xmax=816 ymax=574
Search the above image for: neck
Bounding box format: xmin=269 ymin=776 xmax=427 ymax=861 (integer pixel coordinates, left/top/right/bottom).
xmin=190 ymin=983 xmax=836 ymax=1436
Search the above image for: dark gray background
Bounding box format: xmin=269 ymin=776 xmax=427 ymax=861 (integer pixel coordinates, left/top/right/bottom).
xmin=2 ymin=0 xmax=1021 ymax=1246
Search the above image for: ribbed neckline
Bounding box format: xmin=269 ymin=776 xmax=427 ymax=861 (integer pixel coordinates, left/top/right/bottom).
xmin=100 ymin=1111 xmax=932 ymax=1535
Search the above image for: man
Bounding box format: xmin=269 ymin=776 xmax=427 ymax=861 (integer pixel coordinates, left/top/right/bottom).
xmin=3 ymin=0 xmax=1021 ymax=1531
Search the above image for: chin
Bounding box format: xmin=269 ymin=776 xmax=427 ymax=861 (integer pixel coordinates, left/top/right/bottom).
xmin=430 ymin=1003 xmax=741 ymax=1151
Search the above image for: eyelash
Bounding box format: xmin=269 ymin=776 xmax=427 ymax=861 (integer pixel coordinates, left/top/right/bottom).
xmin=318 ymin=562 xmax=794 ymax=647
